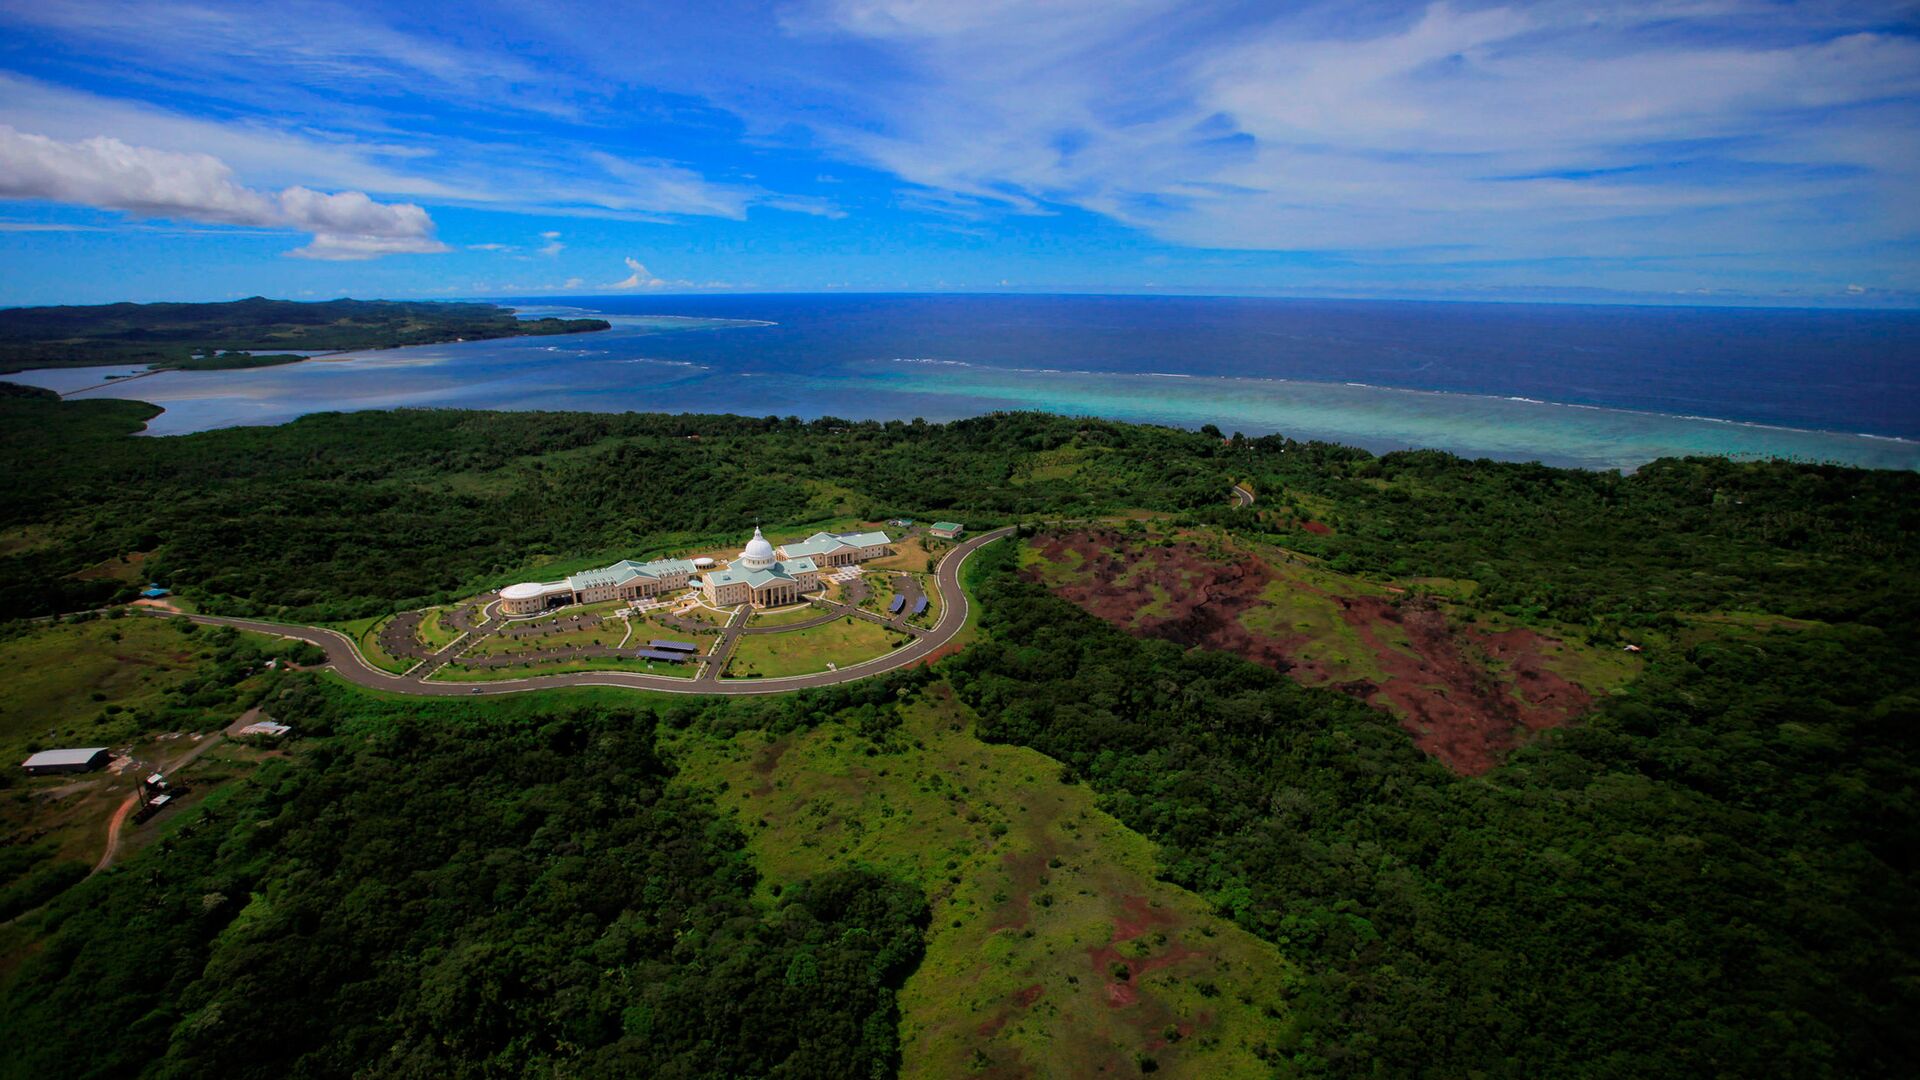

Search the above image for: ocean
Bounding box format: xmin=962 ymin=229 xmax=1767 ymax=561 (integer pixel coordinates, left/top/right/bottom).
xmin=10 ymin=293 xmax=1917 ymax=470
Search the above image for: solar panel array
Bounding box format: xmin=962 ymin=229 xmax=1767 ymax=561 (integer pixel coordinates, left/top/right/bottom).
xmin=887 ymin=594 xmax=905 ymax=614
xmin=635 ymin=648 xmax=688 ymax=662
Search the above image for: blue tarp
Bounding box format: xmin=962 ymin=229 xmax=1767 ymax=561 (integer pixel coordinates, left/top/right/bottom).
xmin=887 ymin=594 xmax=905 ymax=614
xmin=648 ymin=639 xmax=698 ymax=653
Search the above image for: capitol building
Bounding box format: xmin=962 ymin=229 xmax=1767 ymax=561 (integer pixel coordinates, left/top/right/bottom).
xmin=703 ymin=526 xmax=893 ymax=607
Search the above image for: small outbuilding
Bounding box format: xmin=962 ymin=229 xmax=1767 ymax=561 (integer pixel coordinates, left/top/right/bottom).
xmin=930 ymin=521 xmax=965 ymax=539
xmin=21 ymin=747 xmax=111 ymax=776
xmin=140 ymin=583 xmax=170 ymax=599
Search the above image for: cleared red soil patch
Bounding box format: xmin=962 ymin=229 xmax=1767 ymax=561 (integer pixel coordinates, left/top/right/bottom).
xmin=1112 ymin=894 xmax=1177 ymax=942
xmin=1027 ymin=529 xmax=1591 ymax=774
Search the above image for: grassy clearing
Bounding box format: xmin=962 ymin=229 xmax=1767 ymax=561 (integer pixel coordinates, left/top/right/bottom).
xmin=1020 ymin=539 xmax=1088 ymax=586
xmin=1532 ymin=635 xmax=1644 ymax=693
xmin=669 ymin=684 xmax=1302 ymax=1077
xmin=1238 ymin=577 xmax=1387 ymax=684
xmin=869 ymin=535 xmax=935 ymax=572
xmin=0 ymin=617 xmax=204 ymax=762
xmin=0 ymin=618 xmax=288 ymax=918
xmin=725 ymin=617 xmax=903 ymax=679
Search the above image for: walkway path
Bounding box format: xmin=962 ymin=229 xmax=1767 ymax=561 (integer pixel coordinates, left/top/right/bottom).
xmin=135 ymin=526 xmax=1014 ymax=697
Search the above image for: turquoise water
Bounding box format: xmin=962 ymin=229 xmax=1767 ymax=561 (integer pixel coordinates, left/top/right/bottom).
xmin=862 ymin=361 xmax=1917 ymax=471
xmin=10 ymin=297 xmax=1914 ymax=472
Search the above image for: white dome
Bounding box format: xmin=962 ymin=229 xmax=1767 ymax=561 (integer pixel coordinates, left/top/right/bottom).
xmin=501 ymin=582 xmax=546 ymax=600
xmin=739 ymin=526 xmax=776 ymax=569
xmin=693 ymin=557 xmax=716 ymax=569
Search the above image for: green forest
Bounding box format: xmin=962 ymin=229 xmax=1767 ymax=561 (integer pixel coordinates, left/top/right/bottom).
xmin=0 ymin=297 xmax=608 ymax=371
xmin=1 ymin=392 xmax=1915 ymax=1077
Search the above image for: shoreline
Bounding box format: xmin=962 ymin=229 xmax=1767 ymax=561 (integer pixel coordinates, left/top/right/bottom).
xmin=4 ymin=317 xmax=1911 ymax=471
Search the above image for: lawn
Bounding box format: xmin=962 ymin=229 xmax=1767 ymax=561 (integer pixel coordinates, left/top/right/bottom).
xmin=668 ymin=683 xmax=1303 ymax=1077
xmin=745 ymin=603 xmax=827 ymax=628
xmin=908 ymin=575 xmax=941 ymax=627
xmin=415 ymin=608 xmax=460 ymax=652
xmin=330 ymin=614 xmax=412 ymax=675
xmin=665 ymin=602 xmax=729 ymax=626
xmin=724 ymin=616 xmax=904 ymax=679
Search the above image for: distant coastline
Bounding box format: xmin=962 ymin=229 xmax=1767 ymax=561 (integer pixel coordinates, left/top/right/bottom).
xmin=3 ymin=293 xmax=1913 ymax=471
xmin=0 ymin=296 xmax=610 ymax=375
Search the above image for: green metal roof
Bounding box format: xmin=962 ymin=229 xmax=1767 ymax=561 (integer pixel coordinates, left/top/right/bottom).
xmin=706 ymin=556 xmax=818 ymax=590
xmin=780 ymin=530 xmax=892 ymax=558
xmin=568 ymin=557 xmax=697 ymax=591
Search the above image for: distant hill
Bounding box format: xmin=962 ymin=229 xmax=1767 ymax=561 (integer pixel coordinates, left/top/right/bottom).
xmin=0 ymin=296 xmax=610 ymax=372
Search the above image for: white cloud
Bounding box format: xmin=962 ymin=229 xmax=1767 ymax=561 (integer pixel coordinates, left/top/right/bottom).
xmin=608 ymin=256 xmax=665 ymax=289
xmin=538 ymin=230 xmax=565 ymax=256
xmin=467 ymin=242 xmax=511 ymax=251
xmin=0 ymin=125 xmax=448 ymax=259
xmin=764 ymin=0 xmax=1920 ymax=259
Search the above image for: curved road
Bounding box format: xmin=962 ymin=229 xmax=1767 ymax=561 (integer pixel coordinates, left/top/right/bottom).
xmin=141 ymin=526 xmax=1015 ymax=697
xmin=1232 ymin=482 xmax=1256 ymax=508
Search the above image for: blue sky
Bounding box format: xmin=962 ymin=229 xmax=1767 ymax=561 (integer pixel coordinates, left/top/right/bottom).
xmin=0 ymin=0 xmax=1916 ymax=307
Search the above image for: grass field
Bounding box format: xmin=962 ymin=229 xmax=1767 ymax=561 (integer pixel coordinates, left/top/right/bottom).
xmin=670 ymin=683 xmax=1303 ymax=1077
xmin=331 ymin=614 xmax=412 ymax=674
xmin=724 ymin=616 xmax=904 ymax=678
xmin=0 ymin=617 xmax=290 ymax=921
xmin=0 ymin=617 xmax=205 ymax=763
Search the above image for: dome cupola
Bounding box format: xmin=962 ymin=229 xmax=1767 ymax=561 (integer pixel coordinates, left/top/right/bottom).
xmin=739 ymin=526 xmax=776 ymax=569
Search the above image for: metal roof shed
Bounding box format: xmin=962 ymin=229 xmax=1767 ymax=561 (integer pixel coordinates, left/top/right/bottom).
xmin=21 ymin=747 xmax=111 ymax=775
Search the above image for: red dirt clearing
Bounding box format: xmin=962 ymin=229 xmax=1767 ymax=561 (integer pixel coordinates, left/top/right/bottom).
xmin=1027 ymin=529 xmax=1592 ymax=774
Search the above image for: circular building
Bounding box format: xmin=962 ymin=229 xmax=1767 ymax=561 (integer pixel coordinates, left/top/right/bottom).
xmin=501 ymin=580 xmax=570 ymax=615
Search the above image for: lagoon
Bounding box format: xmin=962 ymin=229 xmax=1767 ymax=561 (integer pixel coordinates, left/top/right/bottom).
xmin=10 ymin=294 xmax=1915 ymax=471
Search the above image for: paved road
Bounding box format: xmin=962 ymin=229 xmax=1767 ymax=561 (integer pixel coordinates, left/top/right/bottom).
xmin=1232 ymin=482 xmax=1256 ymax=508
xmin=138 ymin=526 xmax=1015 ymax=697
